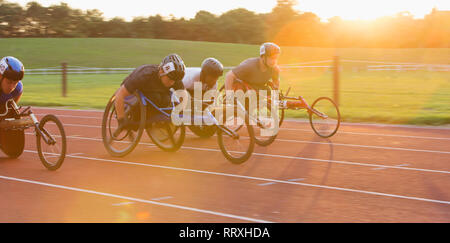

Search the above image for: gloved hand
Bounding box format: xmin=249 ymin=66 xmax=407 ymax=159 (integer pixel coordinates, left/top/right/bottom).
xmin=113 ymin=117 xmax=131 ymax=138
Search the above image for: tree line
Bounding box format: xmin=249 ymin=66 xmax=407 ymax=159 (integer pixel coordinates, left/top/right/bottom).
xmin=1 ymin=0 xmax=449 ymax=48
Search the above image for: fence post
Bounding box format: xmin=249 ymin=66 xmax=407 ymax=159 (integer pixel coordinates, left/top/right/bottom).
xmin=333 ymin=56 xmax=340 ymax=107
xmin=62 ymin=62 xmax=67 ymax=97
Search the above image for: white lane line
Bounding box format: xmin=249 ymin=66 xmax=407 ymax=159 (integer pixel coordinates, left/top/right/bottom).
xmin=373 ymin=164 xmax=410 ymax=171
xmin=281 ymin=127 xmax=450 ymax=141
xmin=258 ymin=178 xmax=304 ymax=186
xmin=52 ymin=119 xmax=450 ymax=141
xmin=0 ymin=175 xmax=272 ymax=223
xmin=24 ymin=133 xmax=450 ymax=175
xmin=284 ymin=118 xmax=450 ymax=130
xmin=22 ymin=150 xmax=450 ymax=206
xmin=69 ymin=153 xmax=84 ymax=156
xmin=35 ymin=114 xmax=102 ymax=119
xmin=33 ymin=107 xmax=103 ymax=113
xmin=112 ymin=202 xmax=135 ymax=206
xmin=34 ymin=107 xmax=450 ymax=131
xmin=35 ymin=108 xmax=450 ymax=139
xmin=151 ymin=196 xmax=173 ymax=201
xmin=258 ymin=182 xmax=277 ymax=186
xmin=64 ymin=124 xmax=101 ymax=128
xmin=272 ymin=138 xmax=450 ymax=155
xmin=39 ymin=123 xmax=450 ymax=154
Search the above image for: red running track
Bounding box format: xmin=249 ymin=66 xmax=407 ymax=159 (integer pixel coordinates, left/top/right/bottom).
xmin=0 ymin=107 xmax=449 ymax=222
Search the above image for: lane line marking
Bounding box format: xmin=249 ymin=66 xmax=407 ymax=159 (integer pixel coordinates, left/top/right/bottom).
xmin=151 ymin=196 xmax=173 ymax=201
xmin=41 ymin=122 xmax=450 ymax=154
xmin=372 ymin=164 xmax=410 ymax=171
xmin=0 ymin=175 xmax=272 ymax=223
xmin=258 ymin=182 xmax=277 ymax=186
xmin=281 ymin=127 xmax=450 ymax=141
xmin=21 ymin=150 xmax=450 ymax=206
xmin=24 ymin=133 xmax=450 ymax=175
xmin=112 ymin=202 xmax=135 ymax=206
xmin=47 ymin=119 xmax=450 ymax=141
xmin=33 ymin=106 xmax=450 ymax=130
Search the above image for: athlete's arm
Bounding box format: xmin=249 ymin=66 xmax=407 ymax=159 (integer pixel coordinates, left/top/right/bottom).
xmin=114 ymin=85 xmax=131 ymax=120
xmin=13 ymin=92 xmax=22 ymax=104
xmin=270 ymin=65 xmax=281 ymax=90
xmin=224 ymin=70 xmax=237 ymax=91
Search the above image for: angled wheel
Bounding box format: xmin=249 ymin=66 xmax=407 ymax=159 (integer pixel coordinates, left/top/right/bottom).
xmin=146 ymin=122 xmax=185 ymax=152
xmin=217 ymin=111 xmax=255 ymax=164
xmin=102 ymin=92 xmax=146 ymax=157
xmin=309 ymin=97 xmax=340 ymax=138
xmin=36 ymin=114 xmax=67 ymax=171
xmin=252 ymin=101 xmax=280 ymax=147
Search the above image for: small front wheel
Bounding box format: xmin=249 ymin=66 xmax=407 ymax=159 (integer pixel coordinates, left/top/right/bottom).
xmin=217 ymin=113 xmax=255 ymax=164
xmin=36 ymin=114 xmax=67 ymax=171
xmin=309 ymin=97 xmax=340 ymax=138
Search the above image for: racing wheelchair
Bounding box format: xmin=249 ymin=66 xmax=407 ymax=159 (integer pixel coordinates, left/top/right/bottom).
xmin=218 ymin=79 xmax=341 ymax=147
xmin=0 ymin=99 xmax=67 ymax=170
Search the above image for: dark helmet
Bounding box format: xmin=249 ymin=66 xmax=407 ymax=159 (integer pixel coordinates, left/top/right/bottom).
xmin=160 ymin=53 xmax=186 ymax=82
xmin=0 ymin=56 xmax=24 ymax=81
xmin=200 ymin=57 xmax=223 ymax=83
xmin=259 ymin=42 xmax=281 ymax=57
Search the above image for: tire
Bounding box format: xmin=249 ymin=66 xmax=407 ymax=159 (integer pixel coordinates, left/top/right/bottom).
xmin=188 ymin=125 xmax=217 ymax=138
xmin=102 ymin=92 xmax=146 ymax=157
xmin=217 ymin=112 xmax=255 ymax=164
xmin=36 ymin=114 xmax=67 ymax=171
xmin=253 ymin=102 xmax=279 ymax=147
xmin=0 ymin=129 xmax=25 ymax=158
xmin=146 ymin=123 xmax=185 ymax=152
xmin=309 ymin=97 xmax=341 ymax=138
xmin=278 ymin=107 xmax=285 ymax=127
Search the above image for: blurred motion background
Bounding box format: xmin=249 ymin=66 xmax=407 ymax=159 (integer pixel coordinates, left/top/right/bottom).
xmin=0 ymin=0 xmax=449 ymax=125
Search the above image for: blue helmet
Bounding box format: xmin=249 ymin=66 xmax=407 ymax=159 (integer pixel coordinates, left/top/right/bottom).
xmin=0 ymin=56 xmax=25 ymax=81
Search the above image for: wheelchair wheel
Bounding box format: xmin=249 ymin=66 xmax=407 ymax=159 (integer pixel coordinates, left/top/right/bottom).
xmin=188 ymin=125 xmax=217 ymax=138
xmin=217 ymin=111 xmax=255 ymax=164
xmin=309 ymin=97 xmax=340 ymax=138
xmin=146 ymin=122 xmax=185 ymax=152
xmin=278 ymin=107 xmax=285 ymax=127
xmin=36 ymin=114 xmax=67 ymax=171
xmin=0 ymin=129 xmax=25 ymax=158
xmin=252 ymin=102 xmax=279 ymax=147
xmin=102 ymin=92 xmax=146 ymax=157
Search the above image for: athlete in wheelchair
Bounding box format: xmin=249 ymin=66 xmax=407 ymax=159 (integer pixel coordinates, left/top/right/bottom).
xmin=102 ymin=54 xmax=256 ymax=164
xmin=0 ymin=56 xmax=67 ymax=170
xmin=182 ymin=57 xmax=224 ymax=138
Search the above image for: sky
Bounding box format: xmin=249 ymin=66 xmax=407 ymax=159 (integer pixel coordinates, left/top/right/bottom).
xmin=12 ymin=0 xmax=450 ymax=21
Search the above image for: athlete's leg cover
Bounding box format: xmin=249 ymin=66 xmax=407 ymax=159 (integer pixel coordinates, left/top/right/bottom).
xmin=0 ymin=129 xmax=25 ymax=158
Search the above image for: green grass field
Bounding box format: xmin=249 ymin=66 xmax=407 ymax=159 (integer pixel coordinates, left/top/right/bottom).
xmin=1 ymin=38 xmax=449 ymax=125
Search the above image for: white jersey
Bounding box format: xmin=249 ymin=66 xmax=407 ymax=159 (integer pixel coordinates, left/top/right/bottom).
xmin=182 ymin=67 xmax=217 ymax=91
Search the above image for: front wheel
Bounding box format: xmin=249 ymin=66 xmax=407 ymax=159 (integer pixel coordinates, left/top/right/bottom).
xmin=217 ymin=113 xmax=255 ymax=164
xmin=309 ymin=97 xmax=340 ymax=138
xmin=102 ymin=92 xmax=146 ymax=157
xmin=36 ymin=114 xmax=67 ymax=171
